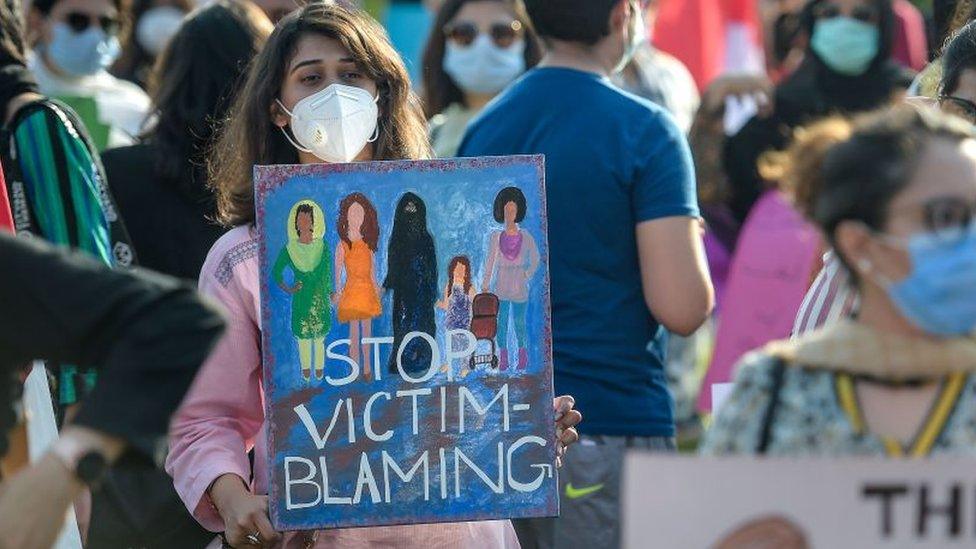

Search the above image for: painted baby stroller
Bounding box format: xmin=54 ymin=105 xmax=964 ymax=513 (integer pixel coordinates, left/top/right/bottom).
xmin=469 ymin=293 xmax=499 ymax=369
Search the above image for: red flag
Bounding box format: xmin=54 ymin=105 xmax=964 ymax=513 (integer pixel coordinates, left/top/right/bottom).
xmin=653 ymin=0 xmax=725 ymax=91
xmin=0 ymin=166 xmax=12 ymax=233
xmin=721 ymin=0 xmax=765 ymax=74
xmin=891 ymin=0 xmax=928 ymax=71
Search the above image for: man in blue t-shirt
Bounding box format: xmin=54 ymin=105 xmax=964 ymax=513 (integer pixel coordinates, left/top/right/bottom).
xmin=458 ymin=0 xmax=714 ymax=546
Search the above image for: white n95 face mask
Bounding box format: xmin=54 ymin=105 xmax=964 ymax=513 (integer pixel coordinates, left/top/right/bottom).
xmin=276 ymin=83 xmax=380 ymax=164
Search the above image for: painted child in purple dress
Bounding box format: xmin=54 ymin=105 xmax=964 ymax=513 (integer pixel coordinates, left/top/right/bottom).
xmin=438 ymin=255 xmax=476 ymax=376
xmin=482 ymin=187 xmax=539 ymax=370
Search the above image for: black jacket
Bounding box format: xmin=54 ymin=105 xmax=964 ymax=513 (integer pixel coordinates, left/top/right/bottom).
xmin=102 ymin=143 xmax=225 ymax=281
xmin=0 ymin=232 xmax=224 ymax=459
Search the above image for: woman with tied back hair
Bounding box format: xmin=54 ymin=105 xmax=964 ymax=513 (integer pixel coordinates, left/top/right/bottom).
xmin=103 ymin=0 xmax=273 ymax=280
xmin=703 ymin=105 xmax=976 ymax=458
xmin=166 ymin=4 xmax=581 ymax=547
xmin=27 ymin=0 xmax=150 ymax=149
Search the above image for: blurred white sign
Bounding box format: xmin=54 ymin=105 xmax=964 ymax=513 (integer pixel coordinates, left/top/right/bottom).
xmin=623 ymin=454 xmax=976 ymax=548
xmin=24 ymin=363 xmax=82 ymax=549
xmin=710 ymin=383 xmax=734 ymax=415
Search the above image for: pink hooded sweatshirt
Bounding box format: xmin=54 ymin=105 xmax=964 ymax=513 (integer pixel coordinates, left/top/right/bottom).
xmin=166 ymin=226 xmax=520 ymax=548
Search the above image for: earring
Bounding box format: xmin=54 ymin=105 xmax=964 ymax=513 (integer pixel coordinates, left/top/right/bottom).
xmin=856 ymin=258 xmax=873 ymax=273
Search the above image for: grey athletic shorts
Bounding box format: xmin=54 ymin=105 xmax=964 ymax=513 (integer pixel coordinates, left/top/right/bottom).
xmin=513 ymin=434 xmax=676 ymax=549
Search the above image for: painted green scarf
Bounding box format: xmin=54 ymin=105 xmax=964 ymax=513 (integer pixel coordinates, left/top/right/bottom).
xmin=287 ymin=239 xmax=324 ymax=272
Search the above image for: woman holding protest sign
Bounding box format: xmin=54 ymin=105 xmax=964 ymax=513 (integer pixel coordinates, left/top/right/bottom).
xmin=166 ymin=4 xmax=580 ymax=547
xmin=702 ymin=105 xmax=976 ymax=458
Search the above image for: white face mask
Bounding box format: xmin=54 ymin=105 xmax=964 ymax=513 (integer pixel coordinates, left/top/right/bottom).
xmin=136 ymin=6 xmax=184 ymax=56
xmin=276 ymin=83 xmax=380 ymax=164
xmin=443 ymin=35 xmax=526 ymax=95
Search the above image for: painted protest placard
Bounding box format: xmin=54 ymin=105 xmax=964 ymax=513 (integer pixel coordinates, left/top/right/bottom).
xmin=699 ymin=191 xmax=819 ymax=412
xmin=255 ymin=156 xmax=557 ymax=530
xmin=623 ymin=454 xmax=976 ymax=548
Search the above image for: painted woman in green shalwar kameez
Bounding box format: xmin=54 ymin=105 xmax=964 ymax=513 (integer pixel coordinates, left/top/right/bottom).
xmin=273 ymin=200 xmax=333 ymax=381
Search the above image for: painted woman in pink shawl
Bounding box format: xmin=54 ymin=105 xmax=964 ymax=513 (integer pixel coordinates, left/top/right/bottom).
xmin=481 ymin=186 xmax=540 ymax=371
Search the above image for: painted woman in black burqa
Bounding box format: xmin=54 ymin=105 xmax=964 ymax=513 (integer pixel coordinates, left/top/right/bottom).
xmin=384 ymin=192 xmax=438 ymax=374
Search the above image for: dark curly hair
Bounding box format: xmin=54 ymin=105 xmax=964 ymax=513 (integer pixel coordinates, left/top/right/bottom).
xmin=492 ymin=186 xmax=527 ymax=223
xmin=784 ymin=105 xmax=974 ymax=285
xmin=210 ymin=2 xmax=432 ymax=227
xmin=294 ymin=203 xmax=314 ymax=237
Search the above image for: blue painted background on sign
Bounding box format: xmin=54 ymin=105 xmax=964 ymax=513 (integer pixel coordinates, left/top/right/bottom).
xmin=255 ymin=156 xmax=558 ymax=531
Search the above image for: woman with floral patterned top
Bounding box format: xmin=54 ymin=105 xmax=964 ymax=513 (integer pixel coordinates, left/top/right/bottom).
xmin=703 ymin=106 xmax=976 ymax=457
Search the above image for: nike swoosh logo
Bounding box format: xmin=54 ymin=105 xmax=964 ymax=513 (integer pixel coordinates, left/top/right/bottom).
xmin=565 ymin=483 xmax=604 ymax=499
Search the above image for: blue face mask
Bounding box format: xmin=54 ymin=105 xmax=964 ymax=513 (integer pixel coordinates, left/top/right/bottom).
xmin=810 ymin=16 xmax=879 ymax=76
xmin=47 ymin=22 xmax=121 ymax=77
xmin=882 ymin=226 xmax=976 ymax=337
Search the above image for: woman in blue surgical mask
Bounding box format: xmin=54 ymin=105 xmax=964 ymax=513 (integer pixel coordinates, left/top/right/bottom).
xmin=421 ymin=0 xmax=541 ymax=158
xmin=703 ymin=105 xmax=976 ymax=458
xmin=28 ymin=0 xmax=150 ymax=149
xmin=722 ymin=0 xmax=913 ymax=229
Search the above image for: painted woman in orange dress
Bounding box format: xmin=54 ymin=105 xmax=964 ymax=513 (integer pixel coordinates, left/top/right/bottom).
xmin=333 ymin=192 xmax=382 ymax=380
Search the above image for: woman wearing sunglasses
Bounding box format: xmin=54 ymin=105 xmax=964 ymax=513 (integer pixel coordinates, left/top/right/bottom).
xmin=28 ymin=0 xmax=150 ymax=150
xmin=703 ymin=105 xmax=976 ymax=458
xmin=723 ymin=0 xmax=913 ymax=228
xmin=421 ymin=0 xmax=541 ymax=158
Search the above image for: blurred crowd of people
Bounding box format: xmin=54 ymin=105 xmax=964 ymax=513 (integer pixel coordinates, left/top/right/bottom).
xmin=2 ymin=0 xmax=976 ymax=547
